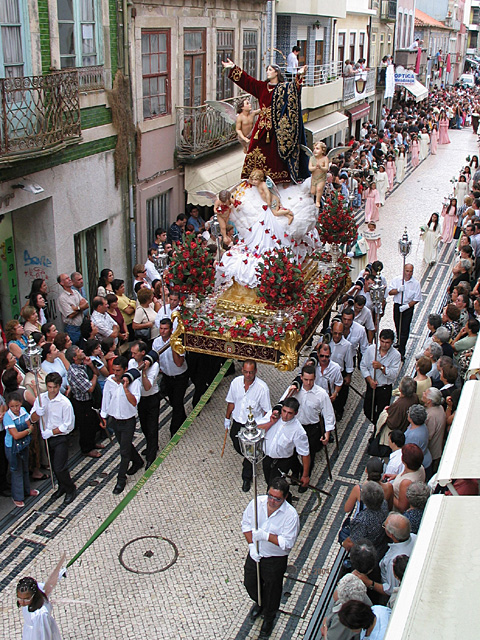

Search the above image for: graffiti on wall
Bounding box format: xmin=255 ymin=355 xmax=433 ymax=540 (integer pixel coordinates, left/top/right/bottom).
xmin=22 ymin=249 xmax=58 ymax=321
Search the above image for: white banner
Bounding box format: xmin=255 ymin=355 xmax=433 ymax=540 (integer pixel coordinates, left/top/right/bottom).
xmin=385 ymin=63 xmax=395 ymax=98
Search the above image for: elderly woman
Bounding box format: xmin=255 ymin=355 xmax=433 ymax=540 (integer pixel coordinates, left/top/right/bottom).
xmin=378 ymin=377 xmax=419 ymax=449
xmin=6 ymin=320 xmax=29 ymax=362
xmin=404 ymin=482 xmax=430 ymax=534
xmin=392 ymin=444 xmax=426 ymax=512
xmin=338 ymin=600 xmax=391 ymax=640
xmin=322 ymin=573 xmax=372 ymax=640
xmin=422 ymin=387 xmax=447 ymax=472
xmin=404 ymin=404 xmax=432 ymax=477
xmin=342 ymin=482 xmax=389 ymax=559
xmin=344 ymin=457 xmax=394 ymax=514
xmin=21 ymin=306 xmax=42 ymax=336
xmin=433 ymin=326 xmax=455 ymax=358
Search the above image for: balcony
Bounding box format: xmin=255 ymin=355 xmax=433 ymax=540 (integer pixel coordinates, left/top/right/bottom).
xmin=343 ymin=69 xmax=376 ymax=104
xmin=78 ymin=65 xmax=106 ymax=92
xmin=275 ymin=0 xmax=346 ymax=18
xmin=0 ymin=70 xmax=81 ymax=162
xmin=301 ymin=62 xmax=344 ymax=109
xmin=380 ymin=0 xmax=397 ymax=21
xmin=394 ymin=48 xmax=428 ymax=71
xmin=175 ymin=94 xmax=256 ymax=161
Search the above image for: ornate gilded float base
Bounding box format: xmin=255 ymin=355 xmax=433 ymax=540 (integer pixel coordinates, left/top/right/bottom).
xmin=216 ymin=278 xmax=273 ymax=318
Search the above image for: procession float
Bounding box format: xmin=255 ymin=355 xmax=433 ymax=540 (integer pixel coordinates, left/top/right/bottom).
xmin=167 ymin=60 xmax=357 ymax=371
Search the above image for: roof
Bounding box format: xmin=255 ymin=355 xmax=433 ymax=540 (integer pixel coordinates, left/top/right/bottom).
xmin=414 ymin=8 xmax=451 ymax=30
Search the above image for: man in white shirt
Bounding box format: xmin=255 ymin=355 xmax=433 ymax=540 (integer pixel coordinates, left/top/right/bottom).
xmin=225 ymin=359 xmax=271 ymax=492
xmin=154 ymin=291 xmax=180 ymax=328
xmin=284 ymin=364 xmax=335 ymax=480
xmin=129 ymin=341 xmax=160 ymax=469
xmin=329 ymin=321 xmax=354 ymax=419
xmin=354 ymin=295 xmax=375 ymax=342
xmin=341 ymin=307 xmax=370 ymax=353
xmin=384 ymin=430 xmax=405 ymax=479
xmin=388 ymin=264 xmax=422 ymax=359
xmin=286 ymin=46 xmax=300 ymax=78
xmin=144 ymin=248 xmax=161 ymax=286
xmin=242 ymin=476 xmax=299 ymax=638
xmin=152 ymin=317 xmax=189 ymax=437
xmin=258 ymin=398 xmax=310 ymax=491
xmin=56 ymin=273 xmax=89 ymax=345
xmin=31 ymin=372 xmax=76 ymax=504
xmin=307 ymin=343 xmax=343 ymax=405
xmin=91 ymin=297 xmax=120 ymax=341
xmin=100 ymin=356 xmax=143 ymax=494
xmin=360 ymin=328 xmax=402 ymax=425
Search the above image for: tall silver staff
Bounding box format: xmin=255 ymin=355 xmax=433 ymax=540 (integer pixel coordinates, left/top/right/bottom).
xmin=153 ymin=245 xmax=169 ymax=313
xmin=238 ymin=407 xmax=265 ymax=607
xmin=24 ymin=336 xmax=55 ymax=490
xmin=209 ymin=213 xmax=223 ymax=263
xmin=397 ymin=228 xmax=412 ymax=354
xmin=370 ymin=272 xmax=386 ymax=433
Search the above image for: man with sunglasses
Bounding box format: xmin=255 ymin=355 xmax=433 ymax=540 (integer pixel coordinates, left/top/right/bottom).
xmin=241 ymin=476 xmax=300 ymax=638
xmin=306 ymin=342 xmax=343 ymax=407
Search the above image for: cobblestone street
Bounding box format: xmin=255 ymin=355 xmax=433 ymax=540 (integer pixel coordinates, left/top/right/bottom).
xmin=0 ymin=128 xmax=475 ymax=639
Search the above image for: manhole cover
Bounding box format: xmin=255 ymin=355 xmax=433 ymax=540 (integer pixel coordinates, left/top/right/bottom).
xmin=119 ymin=535 xmax=178 ymax=574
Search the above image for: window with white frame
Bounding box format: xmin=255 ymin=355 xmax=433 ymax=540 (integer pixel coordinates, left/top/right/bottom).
xmin=142 ymin=30 xmax=171 ymax=119
xmin=57 ymin=0 xmax=102 ymax=68
xmin=0 ymin=0 xmax=28 ymax=79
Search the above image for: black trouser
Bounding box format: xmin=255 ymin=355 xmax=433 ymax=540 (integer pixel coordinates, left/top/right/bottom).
xmin=333 ymin=373 xmax=350 ymax=419
xmin=162 ymin=371 xmax=189 ymax=435
xmin=230 ymin=420 xmax=252 ymax=481
xmin=47 ymin=435 xmax=75 ymax=494
xmin=186 ymin=353 xmax=221 ymax=406
xmin=0 ymin=430 xmax=8 ymax=490
xmin=263 ymin=455 xmax=296 ymax=488
xmin=393 ymin=302 xmax=414 ymax=358
xmin=244 ymin=554 xmax=288 ymax=622
xmin=71 ymin=398 xmax=99 ymax=454
xmin=109 ymin=416 xmax=143 ymax=483
xmin=363 ymin=383 xmax=392 ymax=426
xmin=291 ymin=422 xmax=321 ymax=477
xmin=138 ymin=392 xmax=160 ymax=464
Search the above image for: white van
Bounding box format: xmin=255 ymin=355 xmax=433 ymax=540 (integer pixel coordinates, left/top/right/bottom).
xmin=459 ymin=73 xmax=475 ymax=88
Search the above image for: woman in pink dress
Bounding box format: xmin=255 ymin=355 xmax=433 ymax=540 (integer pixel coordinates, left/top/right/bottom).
xmin=441 ymin=198 xmax=458 ymax=244
xmin=364 ymin=181 xmax=380 ymax=222
xmin=430 ymin=124 xmax=439 ymax=155
xmin=386 ymin=154 xmax=396 ymax=190
xmin=363 ymin=221 xmax=382 ymax=262
xmin=438 ymin=111 xmax=451 ymax=144
xmin=411 ymin=135 xmax=420 ymax=168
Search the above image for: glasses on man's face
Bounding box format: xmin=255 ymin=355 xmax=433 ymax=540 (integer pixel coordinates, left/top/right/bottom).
xmin=267 ymin=494 xmax=283 ymax=503
xmin=319 ymin=354 xmax=329 ymax=359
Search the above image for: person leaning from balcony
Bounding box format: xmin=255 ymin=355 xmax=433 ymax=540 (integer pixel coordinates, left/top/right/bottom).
xmin=286 ymin=45 xmax=300 ymax=80
xmin=31 ymin=371 xmax=76 ymax=504
xmin=56 ymin=273 xmax=89 ymax=345
xmin=343 ymin=60 xmax=354 ymax=77
xmin=91 ymin=297 xmax=120 ymax=343
xmin=167 ymin=213 xmax=187 ymax=245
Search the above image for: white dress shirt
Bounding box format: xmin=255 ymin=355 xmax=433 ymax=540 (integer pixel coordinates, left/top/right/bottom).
xmin=128 ymin=358 xmax=160 ymax=397
xmin=354 ymin=306 xmax=375 ymax=331
xmin=344 ymin=321 xmax=369 ymax=355
xmin=281 ymin=384 xmax=335 ymax=432
xmin=31 ymin=392 xmax=75 ymax=435
xmin=225 ymin=375 xmax=271 ymax=424
xmin=360 ymin=344 xmax=402 ymax=386
xmin=259 ymin=412 xmax=309 ymax=459
xmin=152 ymin=336 xmax=188 ymax=376
xmin=242 ymin=495 xmax=300 ymax=557
xmin=385 ymin=449 xmax=404 ymax=476
xmin=41 ymin=359 xmax=69 ymax=394
xmin=100 ymin=375 xmax=142 ymax=419
xmin=314 ymin=360 xmax=343 ymax=394
xmin=388 ymin=276 xmax=422 ymax=305
xmin=380 ymin=534 xmax=417 ymax=594
xmin=144 ymin=259 xmax=161 ymax=286
xmin=91 ymin=310 xmax=119 ymax=339
xmin=330 ymin=337 xmax=354 ymax=373
xmin=154 ymin=304 xmax=179 ymax=329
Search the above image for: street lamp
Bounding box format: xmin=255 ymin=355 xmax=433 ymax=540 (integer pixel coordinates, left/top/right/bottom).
xmin=237 ymin=407 xmax=265 ymax=606
xmin=397 ymin=227 xmax=412 ymax=356
xmin=23 ymin=335 xmax=55 ymax=490
xmin=370 ymin=271 xmax=386 ymax=431
xmin=154 ymin=246 xmax=169 ymax=313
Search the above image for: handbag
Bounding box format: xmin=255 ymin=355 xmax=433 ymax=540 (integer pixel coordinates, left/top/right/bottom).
xmin=134 ymin=308 xmax=152 ymax=341
xmin=10 ymin=412 xmax=31 ymax=458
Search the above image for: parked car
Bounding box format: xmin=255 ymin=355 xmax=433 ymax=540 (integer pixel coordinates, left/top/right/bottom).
xmin=459 ymin=73 xmax=475 ymax=88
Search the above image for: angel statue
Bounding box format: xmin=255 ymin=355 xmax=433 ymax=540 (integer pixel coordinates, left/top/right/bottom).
xmin=194 ymin=189 xmax=233 ymax=239
xmin=207 ymin=97 xmax=260 ymax=153
xmin=248 ymin=169 xmax=293 ymax=224
xmin=221 ymin=58 xmax=310 ymax=184
xmin=304 ymin=141 xmax=329 ymax=207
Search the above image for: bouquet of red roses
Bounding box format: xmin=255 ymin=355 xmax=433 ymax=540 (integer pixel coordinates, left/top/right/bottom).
xmin=256 ymin=248 xmax=304 ymax=309
xmin=164 ymin=234 xmax=214 ymax=296
xmin=317 ymin=191 xmax=358 ymax=246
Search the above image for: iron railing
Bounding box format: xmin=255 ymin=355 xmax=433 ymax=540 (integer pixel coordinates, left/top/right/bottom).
xmin=380 ymin=0 xmax=397 ymax=20
xmin=0 ymin=70 xmax=81 ymax=159
xmin=278 ymin=61 xmax=343 ymax=86
xmin=175 ymin=93 xmax=257 ymax=159
xmin=78 ymin=65 xmax=105 ymax=91
xmin=343 ymin=69 xmax=376 ymax=102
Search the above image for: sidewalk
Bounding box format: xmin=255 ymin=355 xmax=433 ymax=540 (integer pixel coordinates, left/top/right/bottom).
xmin=1 ymin=128 xmax=474 ymax=639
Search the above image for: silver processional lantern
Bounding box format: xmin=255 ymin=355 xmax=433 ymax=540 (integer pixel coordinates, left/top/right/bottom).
xmin=398 ymin=227 xmax=412 ymax=259
xmin=154 ymin=246 xmax=169 ymax=313
xmin=209 ymin=213 xmax=223 ymax=262
xmin=370 ymin=272 xmax=386 ymax=316
xmin=237 ymin=407 xmax=265 ymax=607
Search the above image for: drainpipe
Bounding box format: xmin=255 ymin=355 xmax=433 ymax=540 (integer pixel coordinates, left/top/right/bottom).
xmin=270 ymin=0 xmax=276 ymax=65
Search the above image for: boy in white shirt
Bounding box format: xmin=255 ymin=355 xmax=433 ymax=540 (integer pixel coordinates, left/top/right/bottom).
xmin=384 ymin=430 xmax=406 ymax=480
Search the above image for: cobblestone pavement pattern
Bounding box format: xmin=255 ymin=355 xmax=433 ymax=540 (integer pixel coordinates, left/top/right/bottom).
xmin=0 ymin=129 xmax=474 ymax=639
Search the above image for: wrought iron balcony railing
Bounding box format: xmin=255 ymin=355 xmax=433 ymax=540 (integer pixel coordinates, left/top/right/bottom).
xmin=175 ymin=93 xmax=257 ymax=160
xmin=380 ymin=0 xmax=397 ymax=21
xmin=78 ymin=65 xmax=105 ymax=91
xmin=343 ymin=69 xmax=376 ymax=102
xmin=0 ymin=70 xmax=81 ymax=161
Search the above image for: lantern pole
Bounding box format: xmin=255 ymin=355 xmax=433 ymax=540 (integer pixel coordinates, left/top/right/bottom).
xmin=397 ymin=227 xmax=412 ymax=356
xmin=369 ymin=271 xmax=386 ymax=433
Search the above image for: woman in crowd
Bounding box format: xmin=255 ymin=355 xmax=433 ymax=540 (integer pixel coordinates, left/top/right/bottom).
xmin=430 ymin=123 xmax=439 ymax=155
xmin=112 ymin=279 xmax=136 ymax=341
xmin=391 ymin=443 xmax=426 ymax=512
xmin=322 ymin=573 xmax=372 ymax=640
xmin=29 ymin=292 xmax=48 ymax=326
xmin=364 ymin=181 xmax=380 ymax=223
xmin=77 ymin=317 xmax=99 ymax=352
xmin=342 ymin=482 xmax=389 ymax=560
xmin=395 ymin=146 xmax=407 ymax=184
xmin=84 ymin=339 xmax=109 ymax=391
xmin=6 ymin=320 xmax=29 ymax=362
xmin=338 ymin=600 xmax=391 ymax=640
xmin=96 ymin=268 xmax=114 ymax=297
xmin=379 ymin=377 xmax=419 ymax=449
xmin=21 ymin=307 xmax=41 ymax=337
xmin=132 ymin=288 xmax=158 ymax=348
xmin=105 ymin=294 xmax=129 ymax=345
xmin=344 ymin=457 xmax=393 ymax=514
xmin=413 ymin=356 xmax=432 ymax=402
xmin=421 ymin=212 xmax=442 ymax=266
xmin=404 ymin=405 xmax=432 ymax=478
xmin=403 ymin=482 xmax=430 ymax=534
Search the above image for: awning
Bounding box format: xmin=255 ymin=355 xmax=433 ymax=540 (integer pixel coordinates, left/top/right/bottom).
xmin=185 ymin=147 xmax=245 ymax=206
xmin=384 ymin=495 xmax=480 ymax=640
xmin=304 ymin=111 xmax=349 ymax=145
xmin=404 ymin=79 xmax=428 ymax=102
xmin=346 ymin=102 xmax=370 ymax=122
